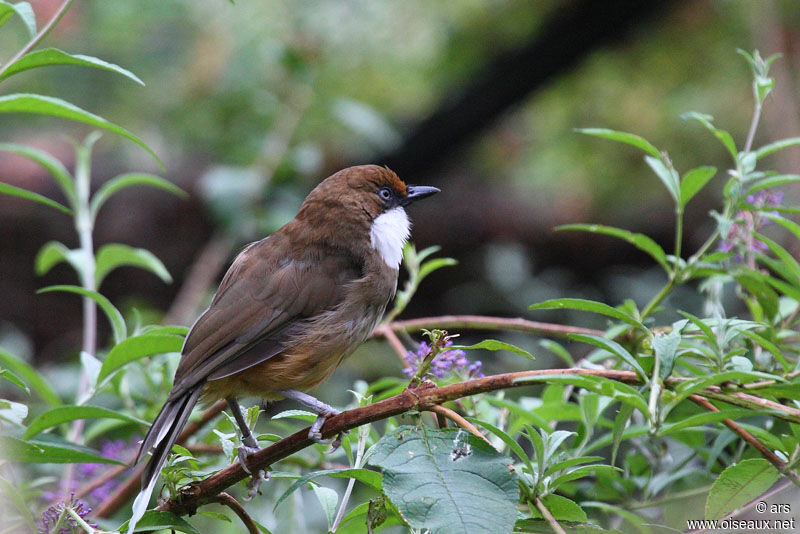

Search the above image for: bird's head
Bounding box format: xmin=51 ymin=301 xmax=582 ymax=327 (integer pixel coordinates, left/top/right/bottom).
xmin=295 ymin=165 xmax=439 ymax=268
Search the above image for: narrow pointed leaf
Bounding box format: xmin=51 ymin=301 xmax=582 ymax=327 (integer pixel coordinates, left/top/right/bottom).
xmin=95 ymin=243 xmax=172 ymax=286
xmin=557 ymin=224 xmax=668 ymax=270
xmin=37 ymin=285 xmax=126 ymax=344
xmin=0 ymin=181 xmax=71 ymax=213
xmin=645 ymin=155 xmax=680 ymax=203
xmin=569 ymin=334 xmax=647 ymax=381
xmin=0 ymin=434 xmax=126 ymax=464
xmin=449 ymin=339 xmax=534 ymax=362
xmin=0 ymin=94 xmax=160 ymax=166
xmin=35 ymin=241 xmax=83 ymax=277
xmin=682 ymin=112 xmax=738 ymax=160
xmin=119 ymin=510 xmax=200 ymax=534
xmin=0 ymin=1 xmax=35 ymax=37
xmin=0 ymin=48 xmax=144 ymax=84
xmin=24 ymin=405 xmax=148 ymax=439
xmin=98 ymin=334 xmax=184 ymax=383
xmin=755 ymin=137 xmax=800 ymax=160
xmin=576 ymin=128 xmax=661 ymax=158
xmin=90 ymin=173 xmax=185 ymax=220
xmin=680 ymin=166 xmax=717 ymax=207
xmin=0 ymin=349 xmax=60 ymax=406
xmin=529 ymin=298 xmax=645 ymax=330
xmin=0 ymin=143 xmax=74 ymax=207
xmin=705 ymin=459 xmax=779 ymax=520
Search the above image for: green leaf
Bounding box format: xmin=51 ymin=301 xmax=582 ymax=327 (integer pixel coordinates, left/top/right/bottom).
xmin=680 ymin=166 xmax=717 ymax=207
xmin=660 ymin=408 xmax=756 ymax=436
xmin=418 ymin=257 xmax=458 ymax=281
xmin=35 ymin=241 xmax=83 ymax=277
xmin=0 ymin=368 xmax=28 ymax=393
xmin=549 ymin=464 xmax=619 ymax=490
xmin=645 ymin=155 xmax=681 ymax=204
xmin=755 ymin=233 xmax=800 ymax=285
xmin=653 ymin=329 xmax=681 ymax=379
xmin=529 ymin=298 xmax=645 ymax=330
xmin=0 ymin=349 xmax=60 ymax=406
xmin=556 ymin=224 xmax=668 ymax=271
xmin=0 ymin=48 xmax=144 ymax=84
xmin=755 ymin=137 xmax=800 ymax=160
xmin=611 ymin=403 xmax=634 ymax=466
xmin=0 ymin=434 xmax=126 ymax=464
xmin=705 ymin=458 xmax=780 ymax=520
xmin=569 ymin=334 xmax=647 ymax=382
xmin=531 ymin=494 xmax=588 ymax=522
xmin=23 ymin=405 xmax=148 ymax=439
xmin=745 ymin=174 xmax=800 ymax=195
xmin=0 ymin=143 xmax=74 ymax=207
xmin=0 ymin=94 xmax=161 ymax=166
xmin=311 ymin=484 xmax=338 ymax=530
xmin=576 ymin=128 xmax=661 ymax=158
xmin=327 ymin=468 xmax=383 ymax=490
xmin=370 ymin=425 xmax=519 ymax=534
xmin=97 ymin=334 xmax=184 ymax=383
xmin=513 ymin=374 xmax=650 ymax=418
xmin=95 ymin=243 xmax=172 ymax=286
xmin=582 ymin=501 xmax=650 ymax=534
xmin=449 ymin=339 xmax=534 ymax=362
xmin=119 ymin=510 xmax=200 ymax=534
xmin=0 ymin=1 xmax=35 ymax=37
xmin=0 ymin=181 xmax=71 ymax=214
xmin=37 ymin=285 xmax=126 ymax=344
xmin=681 ymin=112 xmax=738 ymax=160
xmin=90 ymin=172 xmax=185 ymax=221
xmin=467 ymin=417 xmax=533 ymax=475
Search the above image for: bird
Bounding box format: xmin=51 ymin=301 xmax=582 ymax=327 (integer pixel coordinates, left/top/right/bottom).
xmin=128 ymin=164 xmax=439 ymax=532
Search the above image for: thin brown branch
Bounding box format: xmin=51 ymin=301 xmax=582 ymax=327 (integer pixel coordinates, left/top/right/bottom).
xmin=534 ymin=497 xmax=567 ymax=534
xmin=383 ymin=315 xmax=605 ymax=338
xmin=429 ymin=404 xmax=493 ymax=447
xmin=688 ymin=394 xmax=800 ymax=486
xmin=211 ymin=492 xmax=259 ymax=534
xmin=157 ymin=367 xmax=800 ymax=517
xmin=93 ymin=400 xmax=227 ymax=518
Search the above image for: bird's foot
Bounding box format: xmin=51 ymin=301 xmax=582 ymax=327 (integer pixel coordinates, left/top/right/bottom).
xmin=308 ymin=408 xmax=344 ymax=451
xmin=237 ymin=437 xmax=269 ymax=500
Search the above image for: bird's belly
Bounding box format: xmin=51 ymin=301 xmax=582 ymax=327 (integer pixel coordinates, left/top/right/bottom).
xmin=205 ymin=306 xmax=384 ymax=400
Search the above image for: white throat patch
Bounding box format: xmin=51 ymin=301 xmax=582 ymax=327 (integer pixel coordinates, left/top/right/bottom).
xmin=370 ymin=207 xmax=410 ymax=269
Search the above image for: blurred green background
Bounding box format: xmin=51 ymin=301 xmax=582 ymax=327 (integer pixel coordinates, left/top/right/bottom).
xmin=3 ymin=0 xmax=800 ymax=378
xmin=2 ymin=1 xmax=800 ymax=531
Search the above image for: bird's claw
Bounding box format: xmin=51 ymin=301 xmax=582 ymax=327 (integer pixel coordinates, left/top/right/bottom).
xmin=236 ymin=442 xmax=270 ymax=500
xmin=308 ymin=409 xmax=344 ymax=451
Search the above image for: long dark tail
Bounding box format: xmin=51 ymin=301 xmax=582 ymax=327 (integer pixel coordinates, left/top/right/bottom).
xmin=128 ymin=385 xmax=204 ymax=534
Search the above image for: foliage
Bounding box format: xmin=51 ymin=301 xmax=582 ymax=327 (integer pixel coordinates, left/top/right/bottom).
xmin=0 ymin=3 xmax=799 ymax=534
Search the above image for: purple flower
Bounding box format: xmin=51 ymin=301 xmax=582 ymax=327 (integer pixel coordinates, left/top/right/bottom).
xmin=38 ymin=493 xmax=96 ymax=534
xmin=403 ymin=340 xmax=484 ymax=379
xmin=719 ymin=189 xmax=784 ymax=257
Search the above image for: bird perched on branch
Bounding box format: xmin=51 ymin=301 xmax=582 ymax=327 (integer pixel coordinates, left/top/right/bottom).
xmin=129 ymin=165 xmax=439 ymax=532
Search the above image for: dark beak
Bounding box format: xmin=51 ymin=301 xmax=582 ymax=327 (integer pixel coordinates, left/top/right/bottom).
xmin=403 ymin=185 xmax=440 ymax=206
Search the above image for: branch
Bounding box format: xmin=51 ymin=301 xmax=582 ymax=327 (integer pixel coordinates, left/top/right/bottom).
xmin=688 ymin=394 xmax=800 ymax=486
xmin=381 ymin=315 xmax=605 ymax=338
xmin=93 ymin=400 xmax=226 ymax=518
xmin=211 ymin=492 xmax=259 ymax=534
xmin=534 ymin=497 xmax=567 ymax=534
xmin=156 ymin=368 xmax=800 ymax=517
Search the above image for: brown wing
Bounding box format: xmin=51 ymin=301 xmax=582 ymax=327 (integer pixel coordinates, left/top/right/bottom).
xmin=168 ymin=231 xmax=361 ymax=399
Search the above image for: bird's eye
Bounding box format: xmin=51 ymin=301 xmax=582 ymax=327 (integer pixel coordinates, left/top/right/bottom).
xmin=378 ymin=187 xmax=393 ymax=201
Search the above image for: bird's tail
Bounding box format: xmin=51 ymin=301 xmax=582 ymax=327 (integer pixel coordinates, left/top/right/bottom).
xmin=128 ymin=385 xmax=204 ymax=534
